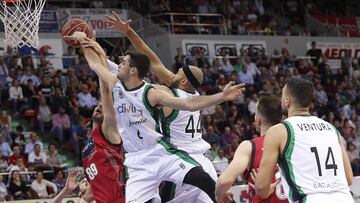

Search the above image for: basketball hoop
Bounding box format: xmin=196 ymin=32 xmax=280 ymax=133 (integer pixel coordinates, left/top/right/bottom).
xmin=0 ymin=0 xmax=46 ymax=48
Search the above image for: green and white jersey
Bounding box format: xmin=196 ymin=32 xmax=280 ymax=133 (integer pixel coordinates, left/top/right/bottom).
xmin=112 ymin=81 xmax=162 ymax=153
xmin=279 ymin=115 xmax=350 ymax=202
xmin=159 ymin=89 xmax=210 ymax=154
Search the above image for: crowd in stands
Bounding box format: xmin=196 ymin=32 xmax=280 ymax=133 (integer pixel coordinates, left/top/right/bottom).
xmin=174 ymin=41 xmax=360 ymax=177
xmin=0 ymin=44 xmax=102 ymax=200
xmin=132 ymin=0 xmax=360 ymax=36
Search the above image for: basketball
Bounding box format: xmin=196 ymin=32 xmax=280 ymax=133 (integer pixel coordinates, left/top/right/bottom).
xmin=61 ymin=18 xmax=93 ymax=48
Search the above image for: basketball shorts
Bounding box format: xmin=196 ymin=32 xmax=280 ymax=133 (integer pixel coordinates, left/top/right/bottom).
xmin=124 ymin=140 xmax=200 ymax=203
xmin=164 ymin=153 xmax=217 ymax=203
xmin=303 ymin=191 xmax=354 ymax=203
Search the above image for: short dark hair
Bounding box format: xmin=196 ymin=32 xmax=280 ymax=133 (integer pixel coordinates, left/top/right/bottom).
xmin=257 ymin=92 xmax=282 ymax=125
xmin=285 ymin=77 xmax=314 ymax=108
xmin=126 ymin=51 xmax=150 ymax=79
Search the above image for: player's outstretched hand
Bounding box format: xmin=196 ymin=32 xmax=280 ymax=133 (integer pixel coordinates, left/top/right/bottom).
xmin=222 ymin=81 xmax=246 ymax=101
xmin=105 ymin=11 xmax=132 ymax=34
xmin=64 ymin=170 xmax=80 ymax=193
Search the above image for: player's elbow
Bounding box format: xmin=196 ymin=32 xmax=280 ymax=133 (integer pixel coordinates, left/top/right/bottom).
xmin=216 ymin=176 xmax=233 ymax=191
xmin=255 ymin=182 xmax=269 ymax=199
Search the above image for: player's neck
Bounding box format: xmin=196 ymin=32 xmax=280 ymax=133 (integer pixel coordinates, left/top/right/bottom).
xmin=260 ymin=125 xmax=271 ymax=136
xmin=288 ymin=106 xmax=311 ymax=117
xmin=122 ymin=78 xmax=144 ymax=90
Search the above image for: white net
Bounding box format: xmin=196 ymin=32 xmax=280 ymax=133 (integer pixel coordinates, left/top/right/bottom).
xmin=0 ymin=0 xmax=46 ymax=48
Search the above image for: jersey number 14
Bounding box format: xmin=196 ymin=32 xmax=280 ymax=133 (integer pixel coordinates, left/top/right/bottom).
xmin=310 ymin=147 xmax=338 ymax=176
xmin=185 ymin=115 xmax=201 ymax=138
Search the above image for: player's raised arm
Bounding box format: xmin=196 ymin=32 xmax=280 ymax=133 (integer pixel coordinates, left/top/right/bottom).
xmin=99 ymin=78 xmax=121 ymax=145
xmin=215 ymin=141 xmax=252 ymax=201
xmin=67 ymin=33 xmax=118 ymax=89
xmin=148 ymin=81 xmax=245 ymax=111
xmin=105 ymin=11 xmax=174 ymax=86
xmin=255 ymin=124 xmax=286 ymax=199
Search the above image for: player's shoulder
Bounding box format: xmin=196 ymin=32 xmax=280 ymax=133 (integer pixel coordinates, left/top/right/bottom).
xmin=266 ymin=123 xmax=287 ymax=139
xmin=238 ymin=140 xmax=252 ymax=154
xmin=152 ymin=84 xmax=172 ymax=95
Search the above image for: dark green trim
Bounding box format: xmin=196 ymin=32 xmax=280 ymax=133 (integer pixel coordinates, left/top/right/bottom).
xmin=330 ymin=124 xmax=341 ymax=143
xmin=279 ymin=122 xmax=290 ymax=161
xmin=159 ymin=88 xmax=180 ymax=139
xmin=158 ymin=139 xmax=200 ymax=167
xmin=292 ymin=114 xmax=313 ymax=117
xmin=278 ymin=121 xmax=306 ymax=202
xmin=142 ymin=84 xmax=155 ymax=114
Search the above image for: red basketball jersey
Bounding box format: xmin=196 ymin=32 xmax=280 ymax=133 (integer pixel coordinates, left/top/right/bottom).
xmin=243 ymin=136 xmax=288 ymax=203
xmin=82 ymin=127 xmax=126 ymax=203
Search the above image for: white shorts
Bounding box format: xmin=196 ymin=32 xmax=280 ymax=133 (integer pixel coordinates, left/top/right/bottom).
xmin=125 ymin=140 xmax=200 ymax=203
xmin=166 ymin=153 xmax=218 ymax=203
xmin=297 ymin=192 xmax=354 ymax=203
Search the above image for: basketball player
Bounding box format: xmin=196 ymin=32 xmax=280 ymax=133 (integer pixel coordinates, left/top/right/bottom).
xmin=105 ymin=12 xmax=218 ymax=202
xmin=254 ymin=77 xmax=354 ymax=203
xmin=70 ymin=33 xmax=245 ymax=203
xmin=216 ymin=92 xmax=288 ymax=203
xmin=54 ymin=64 xmax=125 ymax=202
xmin=82 ymin=49 xmax=125 ymax=202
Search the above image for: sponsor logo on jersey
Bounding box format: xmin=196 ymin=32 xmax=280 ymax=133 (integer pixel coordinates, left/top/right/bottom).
xmin=117 ymin=103 xmax=143 ymax=115
xmin=129 ymin=118 xmax=147 ymax=127
xmin=82 ymin=137 xmax=96 ymax=160
xmin=313 ymin=181 xmax=342 ymax=189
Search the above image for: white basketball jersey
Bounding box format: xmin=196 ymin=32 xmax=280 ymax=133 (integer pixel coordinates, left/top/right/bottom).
xmin=112 ymin=81 xmax=162 ymax=153
xmin=279 ymin=115 xmax=350 ymax=202
xmin=160 ymin=89 xmax=210 ymax=154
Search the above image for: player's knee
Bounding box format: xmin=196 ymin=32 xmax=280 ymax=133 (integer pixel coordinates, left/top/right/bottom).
xmin=185 ymin=167 xmax=215 ymax=184
xmin=183 ymin=167 xmax=216 ymax=201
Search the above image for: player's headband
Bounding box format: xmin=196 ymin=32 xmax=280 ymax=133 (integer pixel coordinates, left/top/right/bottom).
xmin=183 ymin=65 xmax=201 ymax=88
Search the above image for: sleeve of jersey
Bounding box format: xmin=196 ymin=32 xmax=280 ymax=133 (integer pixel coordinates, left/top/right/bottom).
xmin=107 ymin=59 xmax=118 ymax=75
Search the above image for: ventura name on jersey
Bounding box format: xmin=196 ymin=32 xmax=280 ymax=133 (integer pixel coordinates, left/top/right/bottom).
xmin=296 ymin=123 xmax=332 ymax=131
xmin=82 ymin=137 xmax=96 ymax=160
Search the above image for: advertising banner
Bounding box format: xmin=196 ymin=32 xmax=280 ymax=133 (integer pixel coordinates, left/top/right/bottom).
xmin=306 ymin=41 xmax=360 ymax=69
xmin=39 ymin=10 xmax=60 ymax=33
xmin=312 ymin=15 xmax=359 ymax=37
xmin=182 ymin=39 xmax=266 ymax=59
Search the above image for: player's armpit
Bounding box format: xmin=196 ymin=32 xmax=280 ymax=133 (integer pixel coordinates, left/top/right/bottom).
xmin=255 ymin=124 xmax=286 ymax=199
xmin=216 ymin=141 xmax=252 ymax=200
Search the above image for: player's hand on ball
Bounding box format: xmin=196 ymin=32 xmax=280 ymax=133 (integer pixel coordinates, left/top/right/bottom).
xmin=64 ymin=31 xmax=87 ymax=44
xmin=105 ymin=11 xmax=132 ymax=34
xmin=222 ymin=81 xmax=246 ymax=101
